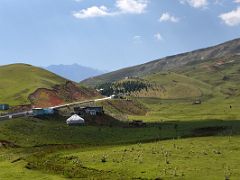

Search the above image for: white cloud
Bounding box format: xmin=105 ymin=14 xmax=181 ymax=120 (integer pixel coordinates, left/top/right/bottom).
xmin=180 ymin=0 xmax=208 ymax=8
xmin=73 ymin=6 xmax=114 ymax=19
xmin=73 ymin=0 xmax=149 ymax=19
xmin=154 ymin=33 xmax=163 ymax=41
xmin=159 ymin=13 xmax=179 ymax=23
xmin=235 ymin=0 xmax=240 ymax=3
xmin=74 ymin=0 xmax=83 ymax=2
xmin=219 ymin=7 xmax=240 ymax=26
xmin=116 ymin=0 xmax=148 ymax=14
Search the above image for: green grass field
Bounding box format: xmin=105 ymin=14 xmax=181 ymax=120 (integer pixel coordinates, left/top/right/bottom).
xmin=57 ymin=136 xmax=240 ymax=179
xmin=128 ymin=96 xmax=240 ymax=122
xmin=1 ymin=115 xmax=240 ymax=179
xmin=0 ymin=157 xmax=64 ymax=180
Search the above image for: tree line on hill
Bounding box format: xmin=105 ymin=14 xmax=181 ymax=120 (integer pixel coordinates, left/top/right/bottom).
xmin=96 ymin=80 xmax=150 ymax=96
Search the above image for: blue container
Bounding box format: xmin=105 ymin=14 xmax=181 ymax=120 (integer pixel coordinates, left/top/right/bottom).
xmin=0 ymin=104 xmax=9 ymax=110
xmin=32 ymin=108 xmax=55 ymax=116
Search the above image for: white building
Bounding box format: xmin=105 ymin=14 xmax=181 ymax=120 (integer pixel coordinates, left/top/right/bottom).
xmin=66 ymin=114 xmax=85 ymax=125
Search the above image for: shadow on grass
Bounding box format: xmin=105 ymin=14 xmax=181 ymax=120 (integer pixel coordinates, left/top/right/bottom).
xmin=131 ymin=119 xmax=240 ymax=139
xmin=35 ymin=114 xmax=240 ymax=146
xmin=2 ymin=114 xmax=240 ymax=150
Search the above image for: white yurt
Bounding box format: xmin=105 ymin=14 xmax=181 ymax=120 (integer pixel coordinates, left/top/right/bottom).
xmin=66 ymin=114 xmax=85 ymax=125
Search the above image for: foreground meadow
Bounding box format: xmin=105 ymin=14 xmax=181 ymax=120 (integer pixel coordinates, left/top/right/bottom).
xmin=54 ymin=136 xmax=240 ymax=179
xmin=1 ymin=135 xmax=240 ymax=179
xmin=1 ymin=114 xmax=240 ymax=179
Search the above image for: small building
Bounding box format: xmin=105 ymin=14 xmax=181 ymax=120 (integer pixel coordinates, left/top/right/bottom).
xmin=32 ymin=108 xmax=55 ymax=116
xmin=85 ymin=109 xmax=97 ymax=116
xmin=0 ymin=104 xmax=9 ymax=111
xmin=74 ymin=106 xmax=104 ymax=116
xmin=84 ymin=106 xmax=104 ymax=115
xmin=66 ymin=114 xmax=85 ymax=125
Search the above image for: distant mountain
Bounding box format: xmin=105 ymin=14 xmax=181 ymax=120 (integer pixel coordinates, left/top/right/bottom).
xmin=81 ymin=38 xmax=240 ymax=87
xmin=45 ymin=64 xmax=106 ymax=82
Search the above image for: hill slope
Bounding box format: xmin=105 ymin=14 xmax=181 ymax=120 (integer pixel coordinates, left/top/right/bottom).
xmin=82 ymin=38 xmax=240 ymax=87
xmin=0 ymin=63 xmax=67 ymax=106
xmin=129 ymin=53 xmax=240 ymax=99
xmin=0 ymin=63 xmax=99 ymax=107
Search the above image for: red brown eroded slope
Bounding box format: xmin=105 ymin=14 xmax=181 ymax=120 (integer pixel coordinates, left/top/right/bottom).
xmin=29 ymin=81 xmax=100 ymax=108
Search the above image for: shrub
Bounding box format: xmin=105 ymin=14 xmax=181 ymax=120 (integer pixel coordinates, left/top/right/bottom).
xmin=101 ymin=155 xmax=107 ymax=163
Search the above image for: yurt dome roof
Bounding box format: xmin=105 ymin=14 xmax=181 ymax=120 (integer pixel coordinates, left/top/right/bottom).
xmin=66 ymin=114 xmax=85 ymax=125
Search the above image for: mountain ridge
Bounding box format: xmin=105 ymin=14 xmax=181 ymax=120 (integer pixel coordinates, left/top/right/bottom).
xmin=81 ymin=38 xmax=240 ymax=87
xmin=45 ymin=63 xmax=106 ymax=82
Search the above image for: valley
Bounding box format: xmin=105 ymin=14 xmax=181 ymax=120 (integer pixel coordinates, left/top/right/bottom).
xmin=1 ymin=38 xmax=240 ymax=179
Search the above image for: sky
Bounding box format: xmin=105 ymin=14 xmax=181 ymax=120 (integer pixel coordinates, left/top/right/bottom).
xmin=0 ymin=0 xmax=240 ymax=71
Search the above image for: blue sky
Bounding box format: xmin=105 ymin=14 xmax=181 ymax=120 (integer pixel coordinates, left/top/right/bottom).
xmin=0 ymin=0 xmax=240 ymax=71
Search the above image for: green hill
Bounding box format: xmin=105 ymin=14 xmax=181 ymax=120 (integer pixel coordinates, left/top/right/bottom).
xmin=0 ymin=63 xmax=67 ymax=106
xmin=81 ymin=40 xmax=240 ymax=123
xmin=92 ymin=55 xmax=240 ymax=101
xmin=119 ymin=55 xmax=240 ymax=122
xmin=137 ymin=72 xmax=212 ymax=99
xmin=176 ymin=55 xmax=240 ymax=97
xmin=96 ymin=73 xmax=212 ymax=99
xmin=81 ymin=38 xmax=240 ymax=103
xmin=82 ymin=38 xmax=240 ymax=87
xmin=0 ymin=63 xmax=100 ymax=107
xmin=135 ymin=54 xmax=240 ymax=99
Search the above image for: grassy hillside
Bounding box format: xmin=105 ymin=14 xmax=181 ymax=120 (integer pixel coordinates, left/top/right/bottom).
xmin=0 ymin=63 xmax=100 ymax=107
xmin=96 ymin=99 xmax=147 ymax=120
xmin=94 ymin=73 xmax=212 ymax=100
xmin=82 ymin=54 xmax=240 ymax=120
xmin=90 ymin=55 xmax=240 ymax=122
xmin=82 ymin=38 xmax=240 ymax=87
xmin=0 ymin=64 xmax=66 ymax=106
xmin=134 ymin=72 xmax=212 ymax=99
xmin=177 ymin=55 xmax=240 ymax=97
xmin=126 ymin=56 xmax=240 ymax=122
